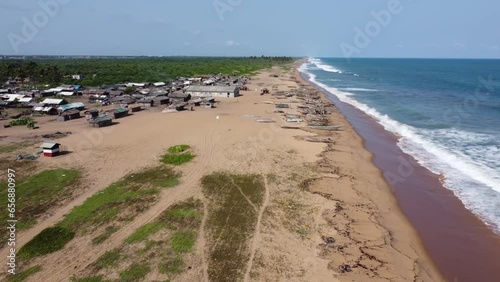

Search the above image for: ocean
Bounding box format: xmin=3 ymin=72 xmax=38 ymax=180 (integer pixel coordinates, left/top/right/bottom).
xmin=299 ymin=58 xmax=500 ymax=233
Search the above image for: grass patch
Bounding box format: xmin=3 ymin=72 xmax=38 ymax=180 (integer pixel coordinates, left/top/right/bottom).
xmin=60 ymin=166 xmax=179 ymax=231
xmin=159 ymin=254 xmax=184 ymax=275
xmin=161 ymin=153 xmax=195 ymax=166
xmin=92 ymin=226 xmax=119 ymax=245
xmin=94 ymin=250 xmax=121 ymax=270
xmin=18 ymin=227 xmax=74 ymax=260
xmin=0 ymin=144 xmax=29 ymax=154
xmin=119 ymin=263 xmax=150 ymax=282
xmin=71 ymin=275 xmax=110 ymax=282
xmin=20 ymin=165 xmax=180 ymax=260
xmin=167 ymin=145 xmax=191 ymax=153
xmin=160 ymin=198 xmax=202 ymax=230
xmin=7 ymin=265 xmax=41 ymax=282
xmin=202 ymin=172 xmax=265 ymax=282
xmin=0 ymin=169 xmax=80 ymax=232
xmin=170 ymin=231 xmax=196 ymax=252
xmin=127 ymin=222 xmax=165 ymax=244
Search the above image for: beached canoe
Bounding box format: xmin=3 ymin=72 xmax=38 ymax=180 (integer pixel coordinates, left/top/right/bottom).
xmin=309 ymin=125 xmax=343 ymax=131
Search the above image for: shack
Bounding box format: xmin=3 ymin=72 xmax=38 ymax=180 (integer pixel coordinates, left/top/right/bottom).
xmin=138 ymin=99 xmax=154 ymax=108
xmin=56 ymin=109 xmax=81 ymax=122
xmin=186 ymin=86 xmax=239 ymax=98
xmin=40 ymin=142 xmax=61 ymax=157
xmin=105 ymin=108 xmax=129 ymax=119
xmin=84 ymin=109 xmax=99 ymax=120
xmin=169 ymin=92 xmax=191 ymax=103
xmin=129 ymin=104 xmax=142 ymax=112
xmin=89 ymin=115 xmax=113 ymax=128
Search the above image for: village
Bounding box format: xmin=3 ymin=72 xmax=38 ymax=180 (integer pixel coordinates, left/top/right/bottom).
xmin=0 ymin=74 xmax=256 ymax=129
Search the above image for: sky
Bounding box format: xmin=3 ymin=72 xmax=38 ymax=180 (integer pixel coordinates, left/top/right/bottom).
xmin=0 ymin=0 xmax=499 ymax=58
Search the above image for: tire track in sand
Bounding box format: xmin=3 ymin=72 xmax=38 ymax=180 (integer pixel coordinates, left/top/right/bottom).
xmin=33 ymin=131 xmax=218 ymax=282
xmin=243 ymin=175 xmax=270 ymax=282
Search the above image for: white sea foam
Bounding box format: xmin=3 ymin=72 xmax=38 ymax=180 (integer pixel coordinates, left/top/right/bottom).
xmin=339 ymin=88 xmax=378 ymax=92
xmin=309 ymin=58 xmax=343 ymax=73
xmin=299 ymin=62 xmax=500 ymax=232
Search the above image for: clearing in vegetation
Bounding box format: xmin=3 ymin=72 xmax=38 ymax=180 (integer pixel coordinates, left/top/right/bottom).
xmin=201 ymin=172 xmax=265 ymax=282
xmin=74 ymin=198 xmax=204 ymax=282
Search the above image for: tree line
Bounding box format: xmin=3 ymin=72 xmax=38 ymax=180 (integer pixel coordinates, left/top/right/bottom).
xmin=0 ymin=56 xmax=295 ymax=88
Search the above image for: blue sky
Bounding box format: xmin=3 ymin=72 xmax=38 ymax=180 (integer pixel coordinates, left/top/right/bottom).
xmin=0 ymin=0 xmax=499 ymax=58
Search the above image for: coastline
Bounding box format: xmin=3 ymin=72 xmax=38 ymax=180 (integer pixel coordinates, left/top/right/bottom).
xmin=0 ymin=62 xmax=467 ymax=281
xmin=296 ymin=60 xmax=500 ymax=281
xmin=292 ymin=61 xmax=444 ymax=281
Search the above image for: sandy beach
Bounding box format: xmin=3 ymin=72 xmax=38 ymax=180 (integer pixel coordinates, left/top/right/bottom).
xmin=0 ymin=63 xmax=444 ymax=281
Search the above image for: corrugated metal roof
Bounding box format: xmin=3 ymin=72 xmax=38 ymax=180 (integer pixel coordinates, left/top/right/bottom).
xmin=187 ymin=86 xmax=237 ymax=93
xmin=42 ymin=98 xmax=64 ymax=105
xmin=40 ymin=142 xmax=60 ymax=149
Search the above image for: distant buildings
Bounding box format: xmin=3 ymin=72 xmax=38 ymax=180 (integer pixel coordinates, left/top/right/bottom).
xmin=186 ymin=85 xmax=240 ymax=98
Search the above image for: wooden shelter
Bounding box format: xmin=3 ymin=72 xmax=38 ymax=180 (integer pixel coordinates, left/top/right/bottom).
xmin=40 ymin=142 xmax=61 ymax=157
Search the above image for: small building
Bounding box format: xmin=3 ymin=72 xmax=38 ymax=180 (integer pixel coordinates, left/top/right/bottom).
xmin=153 ymin=97 xmax=170 ymax=105
xmin=105 ymin=108 xmax=129 ymax=119
xmin=186 ymin=86 xmax=240 ymax=98
xmin=89 ymin=115 xmax=113 ymax=128
xmin=56 ymin=109 xmax=81 ymax=122
xmin=72 ymin=74 xmax=85 ymax=80
xmin=129 ymin=104 xmax=142 ymax=112
xmin=169 ymin=92 xmax=191 ymax=103
xmin=154 ymin=82 xmax=166 ymax=87
xmin=138 ymin=99 xmax=154 ymax=108
xmin=42 ymin=98 xmax=68 ymax=107
xmin=58 ymin=102 xmax=85 ymax=113
xmin=40 ymin=142 xmax=61 ymax=157
xmin=84 ymin=109 xmax=99 ymax=120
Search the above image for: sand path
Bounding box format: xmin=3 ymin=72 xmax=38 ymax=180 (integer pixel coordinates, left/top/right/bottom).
xmin=243 ymin=175 xmax=270 ymax=282
xmin=33 ymin=130 xmax=220 ymax=281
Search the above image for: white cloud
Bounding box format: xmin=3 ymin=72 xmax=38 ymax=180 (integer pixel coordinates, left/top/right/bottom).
xmin=225 ymin=40 xmax=239 ymax=47
xmin=452 ymin=42 xmax=466 ymax=49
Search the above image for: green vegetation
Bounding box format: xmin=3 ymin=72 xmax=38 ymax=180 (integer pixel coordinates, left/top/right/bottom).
xmin=18 ymin=227 xmax=75 ymax=259
xmin=92 ymin=226 xmax=119 ymax=245
xmin=0 ymin=143 xmax=29 ymax=154
xmin=159 ymin=254 xmax=185 ymax=275
xmin=0 ymin=169 xmax=80 ymax=233
xmin=126 ymin=222 xmax=165 ymax=244
xmin=167 ymin=145 xmax=191 ymax=153
xmin=9 ymin=117 xmax=37 ymax=129
xmin=94 ymin=250 xmax=121 ymax=270
xmin=201 ymin=172 xmax=265 ymax=282
xmin=60 ymin=166 xmax=179 ymax=231
xmin=161 ymin=153 xmax=195 ymax=165
xmin=170 ymin=231 xmax=196 ymax=252
xmin=0 ymin=57 xmax=294 ymax=88
xmin=71 ymin=275 xmax=110 ymax=282
xmin=119 ymin=263 xmax=150 ymax=282
xmin=7 ymin=265 xmax=41 ymax=282
xmin=20 ymin=165 xmax=179 ymax=260
xmin=162 ymin=145 xmax=195 ymax=165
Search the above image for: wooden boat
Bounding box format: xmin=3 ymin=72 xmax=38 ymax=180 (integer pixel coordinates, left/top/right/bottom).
xmin=309 ymin=125 xmax=343 ymax=131
xmin=256 ymin=119 xmax=276 ymax=123
xmin=306 ymin=137 xmax=335 ymax=143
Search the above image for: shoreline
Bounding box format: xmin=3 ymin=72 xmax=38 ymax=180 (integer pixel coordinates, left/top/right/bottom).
xmin=295 ymin=60 xmax=500 ymax=281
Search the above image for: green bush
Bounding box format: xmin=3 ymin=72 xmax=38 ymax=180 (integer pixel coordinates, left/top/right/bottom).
xmin=18 ymin=227 xmax=75 ymax=259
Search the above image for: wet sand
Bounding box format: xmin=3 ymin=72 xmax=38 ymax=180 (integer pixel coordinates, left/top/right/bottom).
xmin=299 ymin=66 xmax=500 ymax=282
